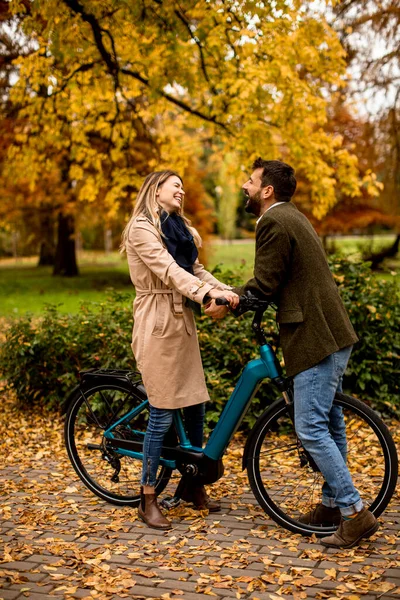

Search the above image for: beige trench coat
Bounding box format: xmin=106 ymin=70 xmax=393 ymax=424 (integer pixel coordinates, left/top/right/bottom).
xmin=126 ymin=216 xmax=231 ymax=409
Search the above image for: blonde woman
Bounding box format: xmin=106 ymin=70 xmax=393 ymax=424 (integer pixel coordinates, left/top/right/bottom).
xmin=121 ymin=170 xmax=239 ymax=530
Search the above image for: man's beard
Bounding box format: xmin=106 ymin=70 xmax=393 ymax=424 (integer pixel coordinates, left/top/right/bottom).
xmin=244 ymin=190 xmax=262 ymax=216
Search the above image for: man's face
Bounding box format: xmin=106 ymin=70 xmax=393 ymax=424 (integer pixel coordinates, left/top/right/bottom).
xmin=242 ymin=169 xmax=264 ymax=216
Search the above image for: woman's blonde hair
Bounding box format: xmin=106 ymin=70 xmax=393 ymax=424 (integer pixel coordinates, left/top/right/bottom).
xmin=120 ymin=170 xmax=201 ymax=252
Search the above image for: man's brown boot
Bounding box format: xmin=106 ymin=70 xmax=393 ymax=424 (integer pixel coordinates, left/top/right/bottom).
xmin=138 ymin=487 xmax=172 ymax=530
xmin=320 ymin=508 xmax=378 ymax=548
xmin=181 ymin=484 xmax=221 ymax=512
xmin=298 ymin=503 xmax=341 ymax=526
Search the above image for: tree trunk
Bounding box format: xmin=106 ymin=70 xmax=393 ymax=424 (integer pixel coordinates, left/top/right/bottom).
xmin=38 ymin=211 xmax=56 ymax=266
xmin=53 ymin=212 xmax=79 ymax=276
xmin=365 ymin=233 xmax=400 ymax=270
xmin=11 ymin=231 xmax=19 ymax=258
xmin=104 ymin=227 xmax=112 ymax=254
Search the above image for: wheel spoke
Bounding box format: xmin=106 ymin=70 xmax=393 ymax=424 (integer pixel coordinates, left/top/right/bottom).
xmin=65 ymin=384 xmax=173 ymax=505
xmin=256 ymin=443 xmax=298 ymax=458
xmin=247 ymin=395 xmax=397 ymax=536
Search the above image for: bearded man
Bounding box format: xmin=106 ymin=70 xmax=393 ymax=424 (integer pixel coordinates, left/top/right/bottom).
xmin=205 ymin=158 xmax=378 ymax=548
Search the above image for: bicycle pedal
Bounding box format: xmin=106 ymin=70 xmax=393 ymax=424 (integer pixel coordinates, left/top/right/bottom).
xmin=160 ymin=496 xmax=181 ymax=510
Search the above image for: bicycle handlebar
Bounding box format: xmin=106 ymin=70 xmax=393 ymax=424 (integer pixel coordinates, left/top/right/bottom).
xmin=216 ymin=291 xmax=271 ymax=316
xmin=215 ymin=297 xmax=230 ymax=306
xmin=215 ymin=292 xmax=273 ymax=345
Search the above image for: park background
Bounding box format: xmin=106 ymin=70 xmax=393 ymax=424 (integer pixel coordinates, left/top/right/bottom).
xmin=1 ymin=4 xmax=400 ymax=600
xmin=0 ymin=0 xmax=399 ymax=423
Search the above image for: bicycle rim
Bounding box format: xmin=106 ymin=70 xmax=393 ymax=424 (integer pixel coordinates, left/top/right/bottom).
xmin=247 ymin=394 xmax=398 ymax=536
xmin=65 ymin=384 xmax=173 ymax=506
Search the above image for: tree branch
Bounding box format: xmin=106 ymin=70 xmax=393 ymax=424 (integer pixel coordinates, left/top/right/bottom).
xmin=173 ymin=4 xmax=218 ymax=95
xmin=61 ymin=0 xmax=231 ymax=133
xmin=52 ymin=61 xmax=101 ymax=96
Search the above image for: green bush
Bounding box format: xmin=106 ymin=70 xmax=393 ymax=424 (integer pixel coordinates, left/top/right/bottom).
xmin=0 ymin=291 xmax=135 ymax=411
xmin=329 ymin=259 xmax=400 ymax=416
xmin=0 ymin=260 xmax=399 ymax=430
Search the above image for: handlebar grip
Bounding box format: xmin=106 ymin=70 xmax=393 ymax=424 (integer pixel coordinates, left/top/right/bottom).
xmin=215 ymin=297 xmax=230 ymax=306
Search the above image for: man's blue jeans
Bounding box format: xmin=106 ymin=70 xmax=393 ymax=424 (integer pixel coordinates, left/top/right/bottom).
xmin=141 ymin=403 xmax=205 ymax=487
xmin=294 ymin=346 xmax=363 ymax=516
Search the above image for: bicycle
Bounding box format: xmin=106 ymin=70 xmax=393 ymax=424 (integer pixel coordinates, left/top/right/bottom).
xmin=64 ymin=294 xmax=398 ymax=536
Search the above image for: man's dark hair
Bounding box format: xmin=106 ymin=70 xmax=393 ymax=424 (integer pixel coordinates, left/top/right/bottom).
xmin=252 ymin=158 xmax=297 ymax=201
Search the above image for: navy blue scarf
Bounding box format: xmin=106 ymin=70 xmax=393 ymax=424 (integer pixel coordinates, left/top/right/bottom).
xmin=160 ymin=211 xmax=200 ymax=315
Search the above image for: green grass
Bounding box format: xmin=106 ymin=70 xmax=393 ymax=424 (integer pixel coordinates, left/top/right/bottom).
xmin=208 ymin=235 xmax=400 ymax=282
xmin=0 ymin=256 xmax=133 ymax=316
xmin=1 ymin=237 xmax=398 ymax=316
xmin=207 ymin=242 xmax=255 ymax=280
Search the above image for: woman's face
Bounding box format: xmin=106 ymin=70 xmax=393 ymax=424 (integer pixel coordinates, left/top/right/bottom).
xmin=156 ymin=175 xmax=185 ymax=213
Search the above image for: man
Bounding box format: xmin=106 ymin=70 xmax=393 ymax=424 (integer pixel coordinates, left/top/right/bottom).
xmin=205 ymin=158 xmax=379 ymax=548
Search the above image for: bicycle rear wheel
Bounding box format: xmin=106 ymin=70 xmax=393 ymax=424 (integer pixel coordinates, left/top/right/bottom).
xmin=64 ymin=381 xmax=173 ymax=506
xmin=246 ymin=392 xmax=398 ymax=536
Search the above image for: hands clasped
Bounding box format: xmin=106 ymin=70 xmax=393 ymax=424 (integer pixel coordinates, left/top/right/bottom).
xmin=205 ymin=289 xmax=239 ymax=319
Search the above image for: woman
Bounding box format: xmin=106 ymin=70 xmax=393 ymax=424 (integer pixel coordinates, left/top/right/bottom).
xmin=121 ymin=170 xmax=238 ymax=530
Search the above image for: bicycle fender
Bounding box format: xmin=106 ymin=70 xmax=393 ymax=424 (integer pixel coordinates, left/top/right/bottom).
xmin=62 ymin=377 xmax=146 ymax=414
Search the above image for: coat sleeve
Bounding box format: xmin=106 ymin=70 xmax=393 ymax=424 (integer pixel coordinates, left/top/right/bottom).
xmin=192 ymin=260 xmax=232 ymax=290
xmin=236 ymin=219 xmax=291 ymax=302
xmin=128 ymin=222 xmax=214 ymax=304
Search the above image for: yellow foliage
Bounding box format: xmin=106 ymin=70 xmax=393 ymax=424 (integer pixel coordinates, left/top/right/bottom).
xmin=3 ymin=0 xmax=382 ymax=224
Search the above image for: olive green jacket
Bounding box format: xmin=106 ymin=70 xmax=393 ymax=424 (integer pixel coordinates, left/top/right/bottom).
xmin=237 ymin=202 xmax=358 ymax=377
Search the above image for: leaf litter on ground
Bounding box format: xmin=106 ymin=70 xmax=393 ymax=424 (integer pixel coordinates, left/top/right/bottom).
xmin=0 ymin=387 xmax=399 ymax=599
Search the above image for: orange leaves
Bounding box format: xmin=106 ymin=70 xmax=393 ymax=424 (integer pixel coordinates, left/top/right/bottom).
xmin=324 ymin=567 xmax=337 ymax=579
xmin=1 ymin=389 xmax=400 ymax=600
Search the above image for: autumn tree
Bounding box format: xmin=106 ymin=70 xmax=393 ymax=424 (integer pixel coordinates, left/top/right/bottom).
xmin=324 ymin=1 xmax=400 ymax=262
xmin=332 ymin=0 xmax=400 ymax=215
xmin=3 ymin=0 xmax=381 ymax=274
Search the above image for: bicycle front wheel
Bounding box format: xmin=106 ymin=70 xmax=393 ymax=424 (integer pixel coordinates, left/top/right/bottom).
xmin=246 ymin=392 xmax=398 ymax=536
xmin=65 ymin=381 xmax=173 ymax=506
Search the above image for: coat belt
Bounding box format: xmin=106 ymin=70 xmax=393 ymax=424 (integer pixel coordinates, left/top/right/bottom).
xmin=135 ymin=288 xmax=173 ymax=295
xmin=135 ymin=287 xmax=184 ymax=315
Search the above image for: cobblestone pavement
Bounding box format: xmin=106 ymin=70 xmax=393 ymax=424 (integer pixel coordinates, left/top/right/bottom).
xmin=1 ymin=445 xmax=399 ymax=600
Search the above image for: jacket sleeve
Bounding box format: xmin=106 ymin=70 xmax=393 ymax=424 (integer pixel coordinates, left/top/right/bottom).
xmin=236 ymin=219 xmax=291 ymax=301
xmin=192 ymin=260 xmax=232 ymax=291
xmin=128 ymin=222 xmax=214 ymax=304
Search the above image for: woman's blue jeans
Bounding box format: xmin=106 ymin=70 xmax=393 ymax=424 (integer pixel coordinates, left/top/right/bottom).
xmin=141 ymin=402 xmax=205 ymax=487
xmin=294 ymin=345 xmax=363 ymax=516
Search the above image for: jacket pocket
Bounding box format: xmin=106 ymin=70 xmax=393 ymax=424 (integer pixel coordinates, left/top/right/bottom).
xmin=276 ymin=309 xmax=304 ymax=324
xmin=182 ymin=309 xmax=193 ymax=336
xmin=152 ymin=296 xmax=167 ymax=337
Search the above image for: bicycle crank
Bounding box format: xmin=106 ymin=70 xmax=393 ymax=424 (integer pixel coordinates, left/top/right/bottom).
xmin=160 ymin=496 xmax=181 ymax=510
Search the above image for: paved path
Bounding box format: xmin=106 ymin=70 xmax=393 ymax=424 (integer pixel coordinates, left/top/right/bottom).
xmin=1 ymin=393 xmax=399 ymax=600
xmin=1 ymin=446 xmax=399 ymax=600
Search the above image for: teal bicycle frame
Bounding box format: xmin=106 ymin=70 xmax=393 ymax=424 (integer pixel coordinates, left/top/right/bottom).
xmin=103 ymin=343 xmax=284 ymax=468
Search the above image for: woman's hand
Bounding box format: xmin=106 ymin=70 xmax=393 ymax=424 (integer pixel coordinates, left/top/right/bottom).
xmin=204 ymin=300 xmax=229 ymax=319
xmin=208 ymin=289 xmax=239 ymax=309
xmin=204 ymin=289 xmax=239 ymax=318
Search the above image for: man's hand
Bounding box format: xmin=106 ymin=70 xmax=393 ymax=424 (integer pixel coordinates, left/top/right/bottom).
xmin=204 ymin=300 xmax=229 ymax=319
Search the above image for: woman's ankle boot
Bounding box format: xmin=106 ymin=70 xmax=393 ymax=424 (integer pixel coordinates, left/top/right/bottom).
xmin=138 ymin=487 xmax=171 ymax=530
xmin=181 ymin=484 xmax=221 ymax=512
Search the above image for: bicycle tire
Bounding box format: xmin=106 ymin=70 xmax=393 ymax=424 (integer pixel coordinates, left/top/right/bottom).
xmin=246 ymin=392 xmax=398 ymax=536
xmin=64 ymin=381 xmax=173 ymax=506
